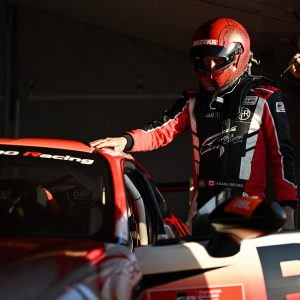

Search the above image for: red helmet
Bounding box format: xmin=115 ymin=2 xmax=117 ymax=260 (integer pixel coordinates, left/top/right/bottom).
xmin=191 ymin=18 xmax=251 ymax=92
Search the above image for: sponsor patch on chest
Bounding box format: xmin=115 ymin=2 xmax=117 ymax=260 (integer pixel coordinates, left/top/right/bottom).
xmin=238 ymin=107 xmax=251 ymax=121
xmin=243 ymin=96 xmax=258 ymax=105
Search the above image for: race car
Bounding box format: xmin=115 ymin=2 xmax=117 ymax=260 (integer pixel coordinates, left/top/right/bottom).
xmin=0 ymin=138 xmax=299 ymax=300
xmin=0 ymin=138 xmax=187 ymax=300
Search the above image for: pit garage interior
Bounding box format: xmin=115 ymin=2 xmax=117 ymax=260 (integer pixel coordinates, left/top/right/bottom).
xmin=1 ymin=0 xmax=300 ymax=223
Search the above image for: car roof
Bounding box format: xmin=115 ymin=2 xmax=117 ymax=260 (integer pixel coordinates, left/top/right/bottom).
xmin=0 ymin=138 xmax=93 ymax=153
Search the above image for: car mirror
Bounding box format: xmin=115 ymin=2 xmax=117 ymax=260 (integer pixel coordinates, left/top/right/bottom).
xmin=209 ymin=195 xmax=286 ymax=243
xmin=204 ymin=196 xmax=287 ymax=257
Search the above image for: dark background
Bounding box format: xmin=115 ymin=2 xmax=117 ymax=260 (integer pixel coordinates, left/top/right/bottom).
xmin=1 ymin=0 xmax=300 ymax=221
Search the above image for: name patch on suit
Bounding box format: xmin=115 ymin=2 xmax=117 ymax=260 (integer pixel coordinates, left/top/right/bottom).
xmin=205 ymin=112 xmax=220 ymax=118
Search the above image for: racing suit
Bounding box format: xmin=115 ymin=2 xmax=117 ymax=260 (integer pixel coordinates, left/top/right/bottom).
xmin=123 ymin=77 xmax=298 ymax=228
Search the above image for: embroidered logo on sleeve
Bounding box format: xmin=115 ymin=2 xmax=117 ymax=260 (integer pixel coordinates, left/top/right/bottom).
xmin=276 ymin=102 xmax=286 ymax=112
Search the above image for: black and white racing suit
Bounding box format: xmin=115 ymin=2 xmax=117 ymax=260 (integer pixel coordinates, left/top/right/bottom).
xmin=123 ymin=77 xmax=298 ymax=228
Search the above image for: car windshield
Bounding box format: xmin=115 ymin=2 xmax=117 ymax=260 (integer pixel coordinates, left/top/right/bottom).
xmin=0 ymin=145 xmax=114 ymax=240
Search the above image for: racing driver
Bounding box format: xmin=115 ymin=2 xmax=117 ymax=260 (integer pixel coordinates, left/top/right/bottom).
xmin=90 ymin=17 xmax=298 ymax=232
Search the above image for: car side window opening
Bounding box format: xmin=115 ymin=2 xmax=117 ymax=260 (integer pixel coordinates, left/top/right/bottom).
xmin=124 ymin=174 xmax=149 ymax=247
xmin=123 ymin=161 xmax=167 ymax=248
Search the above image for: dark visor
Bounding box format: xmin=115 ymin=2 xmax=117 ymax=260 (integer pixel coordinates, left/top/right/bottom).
xmin=191 ymin=43 xmax=243 ymax=58
xmin=191 ymin=43 xmax=243 ymax=72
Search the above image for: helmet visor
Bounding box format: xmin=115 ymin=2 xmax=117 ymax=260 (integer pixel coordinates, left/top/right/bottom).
xmin=191 ymin=43 xmax=244 ymax=72
xmin=193 ymin=56 xmax=230 ymax=73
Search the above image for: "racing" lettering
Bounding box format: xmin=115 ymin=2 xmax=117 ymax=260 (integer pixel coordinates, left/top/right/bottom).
xmin=23 ymin=151 xmax=94 ymax=165
xmin=0 ymin=150 xmax=19 ymax=155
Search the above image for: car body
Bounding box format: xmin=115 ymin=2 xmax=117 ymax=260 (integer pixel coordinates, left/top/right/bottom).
xmin=135 ymin=196 xmax=300 ymax=300
xmin=0 ymin=138 xmax=187 ymax=300
xmin=136 ymin=232 xmax=300 ymax=300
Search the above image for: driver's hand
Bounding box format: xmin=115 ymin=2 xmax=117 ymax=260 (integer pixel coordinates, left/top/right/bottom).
xmin=89 ymin=137 xmax=127 ymax=152
xmin=289 ymin=53 xmax=300 ymax=78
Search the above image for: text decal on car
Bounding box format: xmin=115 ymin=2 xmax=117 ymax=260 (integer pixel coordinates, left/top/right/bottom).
xmin=257 ymin=244 xmax=300 ymax=299
xmin=0 ymin=150 xmax=94 ymax=165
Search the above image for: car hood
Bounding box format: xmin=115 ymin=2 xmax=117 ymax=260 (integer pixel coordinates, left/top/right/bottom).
xmin=0 ymin=236 xmax=109 ymax=300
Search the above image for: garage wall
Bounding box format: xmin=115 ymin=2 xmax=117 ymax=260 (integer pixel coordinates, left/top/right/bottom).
xmin=16 ymin=7 xmax=196 ymax=96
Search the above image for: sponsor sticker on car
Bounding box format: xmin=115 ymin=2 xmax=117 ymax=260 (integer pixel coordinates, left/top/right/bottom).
xmin=148 ymin=284 xmax=245 ymax=300
xmin=0 ymin=149 xmax=94 ymax=165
